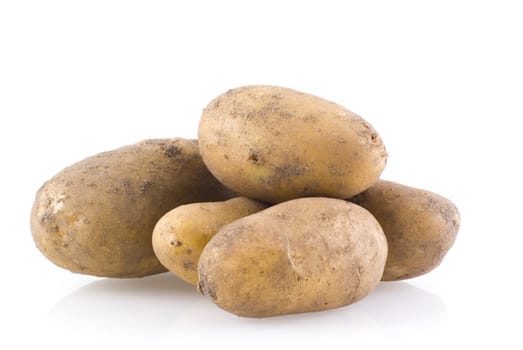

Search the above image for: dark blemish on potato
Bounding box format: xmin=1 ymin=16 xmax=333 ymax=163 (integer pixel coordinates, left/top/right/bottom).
xmin=359 ymin=121 xmax=381 ymax=145
xmin=169 ymin=239 xmax=182 ymax=247
xmin=40 ymin=212 xmax=52 ymax=224
xmin=119 ymin=179 xmax=134 ymax=197
xmin=424 ymin=197 xmax=454 ymax=223
xmin=302 ymin=179 xmax=320 ymax=195
xmin=139 ymin=181 xmax=152 ymax=193
xmin=260 ymin=101 xmax=282 ymax=114
xmin=257 ymin=176 xmax=273 ymax=185
xmin=121 ymin=179 xmax=131 ymax=188
xmin=303 ymin=115 xmax=318 ymax=123
xmin=328 ymin=163 xmax=346 ymax=177
xmin=183 ymin=261 xmax=195 ymax=271
xmin=248 ymin=152 xmax=259 ymax=164
xmin=275 ymin=164 xmax=304 ymax=177
xmin=163 ymin=145 xmax=182 ymax=158
xmin=197 ymin=281 xmax=205 ymax=295
xmin=224 ymin=154 xmax=229 ymax=160
xmin=185 ymin=249 xmax=193 ymax=254
xmin=198 ymin=275 xmax=217 ymax=299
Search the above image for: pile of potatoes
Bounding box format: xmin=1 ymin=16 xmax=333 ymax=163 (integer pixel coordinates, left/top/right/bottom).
xmin=30 ymin=85 xmax=460 ymax=318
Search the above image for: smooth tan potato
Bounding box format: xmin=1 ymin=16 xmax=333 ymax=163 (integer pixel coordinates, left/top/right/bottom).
xmin=198 ymin=85 xmax=387 ymax=203
xmin=198 ymin=197 xmax=387 ymax=318
xmin=30 ymin=138 xmax=235 ymax=278
xmin=152 ymin=197 xmax=268 ymax=285
xmin=350 ymin=180 xmax=460 ymax=281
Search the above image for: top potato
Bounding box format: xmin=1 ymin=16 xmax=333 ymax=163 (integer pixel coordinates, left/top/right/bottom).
xmin=198 ymin=85 xmax=387 ymax=203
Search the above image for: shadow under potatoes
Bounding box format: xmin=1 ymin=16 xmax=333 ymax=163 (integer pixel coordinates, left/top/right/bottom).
xmin=48 ymin=272 xmax=447 ymax=338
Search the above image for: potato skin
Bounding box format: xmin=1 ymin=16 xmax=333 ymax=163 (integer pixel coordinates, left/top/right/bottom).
xmin=198 ymin=197 xmax=387 ymax=318
xmin=350 ymin=180 xmax=460 ymax=281
xmin=152 ymin=197 xmax=268 ymax=285
xmin=198 ymin=85 xmax=387 ymax=203
xmin=30 ymin=138 xmax=235 ymax=278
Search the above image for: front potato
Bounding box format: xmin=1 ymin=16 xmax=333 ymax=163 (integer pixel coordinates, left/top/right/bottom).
xmin=152 ymin=197 xmax=268 ymax=285
xmin=350 ymin=180 xmax=460 ymax=281
xmin=30 ymin=138 xmax=235 ymax=278
xmin=198 ymin=85 xmax=387 ymax=203
xmin=198 ymin=197 xmax=388 ymax=317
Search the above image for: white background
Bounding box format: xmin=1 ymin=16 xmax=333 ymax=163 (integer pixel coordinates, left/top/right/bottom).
xmin=1 ymin=1 xmax=522 ymax=349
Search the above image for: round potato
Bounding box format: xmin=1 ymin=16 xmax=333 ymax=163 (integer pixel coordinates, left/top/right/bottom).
xmin=350 ymin=180 xmax=460 ymax=281
xmin=30 ymin=138 xmax=235 ymax=278
xmin=152 ymin=197 xmax=268 ymax=285
xmin=198 ymin=197 xmax=388 ymax=318
xmin=198 ymin=85 xmax=387 ymax=203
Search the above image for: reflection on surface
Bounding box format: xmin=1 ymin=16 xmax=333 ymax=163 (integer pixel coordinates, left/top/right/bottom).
xmin=49 ymin=273 xmax=209 ymax=328
xmin=48 ymin=274 xmax=447 ymax=345
xmin=360 ymin=281 xmax=448 ymax=334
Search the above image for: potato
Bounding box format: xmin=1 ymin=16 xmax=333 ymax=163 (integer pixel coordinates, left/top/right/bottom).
xmin=198 ymin=85 xmax=387 ymax=203
xmin=350 ymin=180 xmax=460 ymax=281
xmin=30 ymin=138 xmax=235 ymax=278
xmin=152 ymin=197 xmax=268 ymax=285
xmin=198 ymin=197 xmax=388 ymax=317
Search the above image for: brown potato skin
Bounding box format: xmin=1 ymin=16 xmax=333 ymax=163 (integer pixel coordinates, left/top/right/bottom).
xmin=30 ymin=138 xmax=235 ymax=278
xmin=152 ymin=197 xmax=268 ymax=285
xmin=198 ymin=85 xmax=387 ymax=203
xmin=198 ymin=197 xmax=387 ymax=318
xmin=350 ymin=180 xmax=460 ymax=281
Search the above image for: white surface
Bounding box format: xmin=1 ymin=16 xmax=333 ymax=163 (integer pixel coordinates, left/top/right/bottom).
xmin=1 ymin=1 xmax=522 ymax=349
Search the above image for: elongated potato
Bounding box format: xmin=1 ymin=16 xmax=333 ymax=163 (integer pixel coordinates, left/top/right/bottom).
xmin=198 ymin=85 xmax=387 ymax=203
xmin=198 ymin=197 xmax=387 ymax=317
xmin=350 ymin=180 xmax=460 ymax=281
xmin=152 ymin=197 xmax=268 ymax=285
xmin=30 ymin=138 xmax=235 ymax=278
